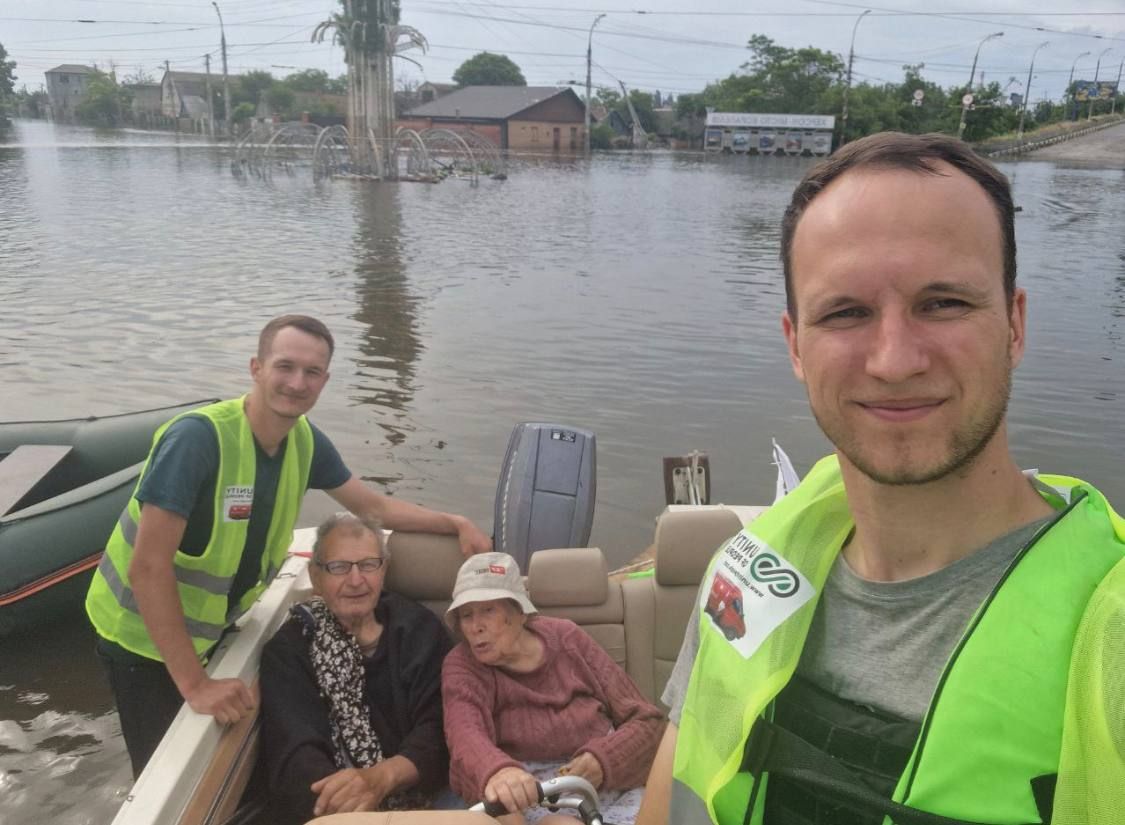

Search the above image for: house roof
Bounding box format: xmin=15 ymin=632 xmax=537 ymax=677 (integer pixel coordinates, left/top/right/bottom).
xmin=405 ymin=86 xmax=576 ymax=120
xmin=46 ymin=64 xmax=96 ymax=75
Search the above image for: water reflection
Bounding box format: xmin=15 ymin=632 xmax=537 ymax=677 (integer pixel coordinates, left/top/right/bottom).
xmin=349 ymin=184 xmax=422 ymax=448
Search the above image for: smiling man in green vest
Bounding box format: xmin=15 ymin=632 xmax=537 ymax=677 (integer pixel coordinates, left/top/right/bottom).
xmin=638 ymin=133 xmax=1125 ymax=825
xmin=86 ymin=314 xmax=492 ymax=777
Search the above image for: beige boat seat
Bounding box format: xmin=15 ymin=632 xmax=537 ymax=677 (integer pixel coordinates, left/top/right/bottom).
xmin=621 ymin=506 xmax=744 ymax=709
xmin=528 ymin=547 xmax=626 ymax=668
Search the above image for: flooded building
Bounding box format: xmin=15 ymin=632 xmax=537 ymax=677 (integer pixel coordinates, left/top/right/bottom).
xmin=44 ymin=65 xmax=96 ymax=122
xmin=703 ymin=112 xmax=835 ymax=156
xmin=400 ymin=86 xmax=586 ymax=151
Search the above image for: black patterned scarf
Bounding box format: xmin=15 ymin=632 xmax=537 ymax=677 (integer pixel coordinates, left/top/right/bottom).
xmin=291 ymin=597 xmax=432 ymax=811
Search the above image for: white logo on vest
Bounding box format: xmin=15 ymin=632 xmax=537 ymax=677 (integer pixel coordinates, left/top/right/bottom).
xmin=222 ymin=485 xmax=254 ymax=522
xmin=700 ymin=528 xmax=815 ymax=658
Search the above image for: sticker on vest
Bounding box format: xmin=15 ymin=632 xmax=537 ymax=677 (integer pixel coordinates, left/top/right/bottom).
xmin=701 ymin=529 xmax=814 ymax=658
xmin=223 ymin=486 xmax=254 ymax=522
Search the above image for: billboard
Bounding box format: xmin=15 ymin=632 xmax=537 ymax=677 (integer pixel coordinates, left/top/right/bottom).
xmin=705 ymin=112 xmax=836 ymax=130
xmin=1073 ymin=80 xmax=1118 ymax=102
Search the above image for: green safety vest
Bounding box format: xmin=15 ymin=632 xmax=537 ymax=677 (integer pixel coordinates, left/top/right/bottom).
xmin=671 ymin=455 xmax=1125 ymax=825
xmin=85 ymin=397 xmax=314 ymax=660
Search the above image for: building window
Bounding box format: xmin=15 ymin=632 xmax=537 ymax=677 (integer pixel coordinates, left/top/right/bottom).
xmin=570 ymin=126 xmax=577 ymax=149
xmin=531 ymin=126 xmax=539 ymax=143
xmin=60 ymin=76 xmax=69 ymax=84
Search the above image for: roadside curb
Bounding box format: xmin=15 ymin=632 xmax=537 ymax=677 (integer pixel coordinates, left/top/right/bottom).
xmin=979 ymin=116 xmax=1125 ymax=158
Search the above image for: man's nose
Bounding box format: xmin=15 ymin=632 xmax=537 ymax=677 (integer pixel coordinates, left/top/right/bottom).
xmin=865 ymin=313 xmax=930 ymax=382
xmin=345 ymin=563 xmax=364 ymax=584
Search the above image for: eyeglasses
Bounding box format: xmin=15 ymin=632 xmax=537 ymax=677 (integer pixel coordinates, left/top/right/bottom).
xmin=314 ymin=557 xmax=386 ymax=576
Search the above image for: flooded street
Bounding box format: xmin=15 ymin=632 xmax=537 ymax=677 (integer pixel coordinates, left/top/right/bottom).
xmin=1 ymin=118 xmax=1123 ymax=824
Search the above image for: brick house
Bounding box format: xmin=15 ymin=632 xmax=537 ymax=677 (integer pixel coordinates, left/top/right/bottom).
xmin=400 ymin=86 xmax=586 ymax=151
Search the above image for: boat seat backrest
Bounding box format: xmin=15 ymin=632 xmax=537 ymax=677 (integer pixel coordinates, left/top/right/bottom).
xmin=528 ymin=547 xmax=626 ymax=669
xmin=621 ymin=507 xmax=743 ymax=709
xmin=384 ymin=531 xmax=466 ymax=617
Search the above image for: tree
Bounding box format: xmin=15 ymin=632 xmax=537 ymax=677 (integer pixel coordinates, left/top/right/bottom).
xmin=122 ymin=67 xmax=155 ymax=86
xmin=452 ymin=52 xmax=526 ymax=87
xmin=75 ymin=70 xmax=132 ymax=126
xmin=0 ymin=41 xmax=16 ymax=99
xmin=265 ymin=84 xmax=296 ymax=116
xmin=283 ymin=69 xmax=332 ymax=93
xmin=237 ymin=70 xmax=275 ymax=106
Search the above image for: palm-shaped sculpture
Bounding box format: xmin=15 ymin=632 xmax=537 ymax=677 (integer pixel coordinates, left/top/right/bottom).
xmin=312 ymin=0 xmax=428 ymax=177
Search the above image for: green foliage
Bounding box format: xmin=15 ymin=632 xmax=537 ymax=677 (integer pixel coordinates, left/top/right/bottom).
xmin=452 ymin=52 xmax=526 ymax=87
xmin=230 ymin=101 xmax=256 ymax=123
xmin=676 ymin=35 xmax=1082 ymax=144
xmin=265 ymin=84 xmax=296 ymax=115
xmin=0 ymin=42 xmax=16 ymax=100
xmin=237 ymin=70 xmax=275 ymax=106
xmin=283 ymin=69 xmax=332 ymax=93
xmin=12 ymin=86 xmax=49 ymax=118
xmin=75 ymin=71 xmax=132 ymax=127
xmin=589 ymin=122 xmax=614 ymax=150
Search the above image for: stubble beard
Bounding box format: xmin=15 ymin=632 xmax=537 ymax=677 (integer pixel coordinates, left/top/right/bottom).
xmin=812 ymin=363 xmax=1013 ymax=487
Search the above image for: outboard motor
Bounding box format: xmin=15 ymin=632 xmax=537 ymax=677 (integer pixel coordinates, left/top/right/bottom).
xmin=494 ymin=423 xmax=596 ymax=572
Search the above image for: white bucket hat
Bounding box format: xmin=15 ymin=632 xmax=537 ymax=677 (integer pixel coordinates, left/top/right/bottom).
xmin=445 ymin=552 xmax=537 ymax=630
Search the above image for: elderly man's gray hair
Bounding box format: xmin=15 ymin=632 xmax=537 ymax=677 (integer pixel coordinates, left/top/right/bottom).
xmin=312 ymin=512 xmax=388 ymax=563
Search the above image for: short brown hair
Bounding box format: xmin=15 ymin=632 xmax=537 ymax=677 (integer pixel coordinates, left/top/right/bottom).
xmin=257 ymin=314 xmax=335 ymax=361
xmin=780 ymin=132 xmax=1016 ymax=320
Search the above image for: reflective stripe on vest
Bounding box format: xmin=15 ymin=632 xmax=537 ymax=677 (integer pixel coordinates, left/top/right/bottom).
xmin=85 ymin=396 xmax=314 ymax=660
xmin=671 ymin=456 xmax=1125 ymax=825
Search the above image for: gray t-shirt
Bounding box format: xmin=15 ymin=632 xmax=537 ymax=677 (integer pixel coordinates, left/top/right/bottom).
xmin=663 ymin=517 xmax=1052 ymax=724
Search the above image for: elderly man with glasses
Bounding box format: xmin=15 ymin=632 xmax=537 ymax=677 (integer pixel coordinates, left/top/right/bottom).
xmin=258 ymin=513 xmax=456 ymax=824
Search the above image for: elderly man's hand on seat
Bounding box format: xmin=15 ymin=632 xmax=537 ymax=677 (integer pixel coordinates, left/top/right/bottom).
xmin=310 ymin=767 xmax=379 ymax=816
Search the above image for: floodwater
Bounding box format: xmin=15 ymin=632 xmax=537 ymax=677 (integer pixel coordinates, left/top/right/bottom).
xmin=1 ymin=118 xmax=1123 ymax=824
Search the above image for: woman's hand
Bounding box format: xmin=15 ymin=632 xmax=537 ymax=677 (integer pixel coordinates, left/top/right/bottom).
xmin=484 ymin=765 xmax=540 ymax=814
xmin=558 ymin=751 xmax=604 ymax=789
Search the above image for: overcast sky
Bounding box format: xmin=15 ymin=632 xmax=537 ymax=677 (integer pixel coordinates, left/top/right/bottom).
xmin=5 ymin=1 xmax=1125 ymax=104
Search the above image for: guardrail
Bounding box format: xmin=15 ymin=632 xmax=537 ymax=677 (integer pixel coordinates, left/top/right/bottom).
xmin=980 ymin=115 xmax=1125 ymax=158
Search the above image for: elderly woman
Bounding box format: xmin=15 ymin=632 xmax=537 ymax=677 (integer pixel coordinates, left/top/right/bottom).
xmin=442 ymin=552 xmax=666 ymax=824
xmin=259 ymin=514 xmax=453 ymax=825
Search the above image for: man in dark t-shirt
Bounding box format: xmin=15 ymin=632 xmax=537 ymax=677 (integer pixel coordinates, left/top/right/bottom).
xmin=92 ymin=314 xmax=491 ymax=777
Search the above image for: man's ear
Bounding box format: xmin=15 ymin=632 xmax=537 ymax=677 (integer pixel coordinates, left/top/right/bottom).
xmin=781 ymin=311 xmax=805 ymax=383
xmin=1008 ymin=287 xmax=1028 ymax=369
xmin=249 ymin=356 xmax=261 ymax=380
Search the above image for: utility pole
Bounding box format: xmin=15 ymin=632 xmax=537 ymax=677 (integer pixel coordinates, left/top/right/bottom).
xmin=204 ymin=54 xmax=215 ymax=139
xmin=959 ymin=31 xmax=1003 ymax=140
xmin=1113 ymin=57 xmax=1124 ymax=116
xmin=212 ymin=2 xmax=231 ymax=138
xmin=840 ymin=9 xmax=871 ymax=147
xmin=584 ymin=13 xmax=606 ymax=158
xmin=1089 ymin=48 xmax=1112 ymax=121
xmin=1017 ymin=42 xmax=1048 ymax=142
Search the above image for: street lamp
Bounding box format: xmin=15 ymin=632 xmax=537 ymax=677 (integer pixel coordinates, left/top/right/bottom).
xmin=1067 ymin=51 xmax=1090 ymax=120
xmin=584 ymin=13 xmax=607 ymax=158
xmin=840 ymin=9 xmax=871 ymax=146
xmin=212 ymin=1 xmax=231 ymax=137
xmin=1088 ymin=47 xmax=1113 ymax=120
xmin=959 ymin=31 xmax=1003 ymax=140
xmin=1017 ymin=41 xmax=1048 ymax=141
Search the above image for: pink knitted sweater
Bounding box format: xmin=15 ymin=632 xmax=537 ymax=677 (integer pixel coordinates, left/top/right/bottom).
xmin=442 ymin=616 xmax=666 ymax=801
